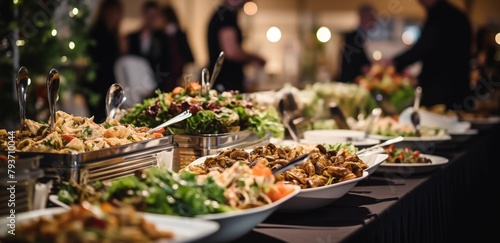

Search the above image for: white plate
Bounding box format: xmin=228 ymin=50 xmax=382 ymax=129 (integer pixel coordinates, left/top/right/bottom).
xmin=303 ymin=129 xmax=380 ymax=147
xmin=278 ymin=171 xmax=369 ymax=212
xmin=48 ymin=185 xmax=300 ymax=243
xmin=0 ymin=207 xmax=219 ymax=243
xmin=369 ymin=134 xmax=452 ymax=142
xmin=197 ymin=186 xmax=300 ymax=242
xmin=377 ymin=154 xmax=449 ymax=175
xmin=448 ymin=129 xmax=478 ymax=136
xmin=465 ymin=116 xmax=500 ymax=125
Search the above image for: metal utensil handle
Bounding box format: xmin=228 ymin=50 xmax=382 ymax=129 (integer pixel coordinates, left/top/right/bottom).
xmin=329 ymin=103 xmax=350 ymax=130
xmin=16 ymin=66 xmax=29 ymax=129
xmin=272 ymin=153 xmax=310 ymax=175
xmin=364 ymin=108 xmax=382 ymax=138
xmin=46 ymin=68 xmax=60 ymax=131
xmin=413 ymin=86 xmax=422 ymax=110
xmin=106 ymin=83 xmax=126 ymax=119
xmin=201 ymin=68 xmax=210 ymax=96
xmin=147 ymin=110 xmax=192 ymax=134
xmin=209 ymin=51 xmax=225 ymax=90
xmin=357 ymin=136 xmax=404 ymax=155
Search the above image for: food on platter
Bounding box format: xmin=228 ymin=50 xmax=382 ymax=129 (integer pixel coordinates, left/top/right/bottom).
xmin=384 ymin=145 xmax=431 ymax=164
xmin=186 ymin=143 xmax=368 ymax=189
xmin=2 ymin=203 xmax=173 ymax=243
xmin=370 ymin=117 xmax=447 ymax=137
xmin=249 ymin=83 xmax=377 ymax=130
xmin=58 ymin=164 xmax=295 ymax=216
xmin=121 ymin=83 xmax=284 ymax=138
xmin=0 ymin=111 xmax=162 ymax=153
xmin=355 ymin=64 xmax=415 ymax=114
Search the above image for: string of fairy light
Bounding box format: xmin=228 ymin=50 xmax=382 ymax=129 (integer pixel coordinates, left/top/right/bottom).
xmin=12 ymin=0 xmax=80 ymax=63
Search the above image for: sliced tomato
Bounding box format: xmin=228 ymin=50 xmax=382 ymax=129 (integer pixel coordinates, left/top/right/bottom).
xmin=412 ymin=150 xmax=421 ymax=158
xmin=267 ymin=182 xmax=295 ymax=202
xmin=153 ymin=128 xmax=165 ymax=134
xmin=62 ymin=135 xmax=74 ymax=144
xmin=252 ymin=161 xmax=272 ymax=177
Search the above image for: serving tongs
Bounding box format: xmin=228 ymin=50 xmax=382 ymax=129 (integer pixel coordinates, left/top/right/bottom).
xmin=147 ymin=110 xmax=192 ymax=134
xmin=356 ymin=136 xmax=404 ymax=156
xmin=201 ymin=51 xmax=225 ymax=96
xmin=249 ymin=152 xmax=311 ymax=175
xmin=105 ymin=83 xmax=126 ymax=119
xmin=16 ymin=66 xmax=30 ymax=131
xmin=271 ymin=153 xmax=311 ymax=175
xmin=46 ymin=68 xmax=60 ymax=133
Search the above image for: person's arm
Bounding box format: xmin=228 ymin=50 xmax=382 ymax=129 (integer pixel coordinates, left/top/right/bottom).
xmin=393 ymin=20 xmax=440 ymax=71
xmin=218 ymin=27 xmax=265 ymax=66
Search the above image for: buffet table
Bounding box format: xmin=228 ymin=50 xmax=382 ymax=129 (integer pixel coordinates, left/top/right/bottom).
xmin=235 ymin=124 xmax=499 ymax=243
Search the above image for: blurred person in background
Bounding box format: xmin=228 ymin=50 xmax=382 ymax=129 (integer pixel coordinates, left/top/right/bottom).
xmin=127 ymin=1 xmax=171 ymax=92
xmin=161 ymin=6 xmax=194 ymax=90
xmin=471 ymin=25 xmax=500 ymax=115
xmin=391 ymin=0 xmax=472 ymax=110
xmin=87 ymin=0 xmax=124 ymax=122
xmin=207 ymin=0 xmax=265 ymax=93
xmin=339 ymin=4 xmax=377 ymax=83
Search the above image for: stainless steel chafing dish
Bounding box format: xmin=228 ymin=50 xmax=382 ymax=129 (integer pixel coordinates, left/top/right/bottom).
xmin=4 ymin=136 xmax=175 ymax=186
xmin=173 ymin=131 xmax=271 ymax=171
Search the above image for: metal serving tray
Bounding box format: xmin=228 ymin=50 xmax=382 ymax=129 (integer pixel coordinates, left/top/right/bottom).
xmin=2 ymin=136 xmax=175 ymax=186
xmin=173 ymin=131 xmax=271 ymax=171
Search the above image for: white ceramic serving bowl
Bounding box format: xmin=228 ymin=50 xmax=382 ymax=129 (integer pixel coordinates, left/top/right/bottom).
xmin=0 ymin=207 xmax=220 ymax=243
xmin=303 ymin=129 xmax=380 ymax=148
xmin=277 ymin=171 xmax=368 ymax=212
xmin=196 ymin=186 xmax=300 ymax=243
xmin=358 ymin=153 xmax=389 ymax=176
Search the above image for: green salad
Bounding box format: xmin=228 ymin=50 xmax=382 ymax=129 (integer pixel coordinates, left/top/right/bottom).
xmin=58 ymin=167 xmax=233 ymax=217
xmin=121 ymin=84 xmax=284 ymax=138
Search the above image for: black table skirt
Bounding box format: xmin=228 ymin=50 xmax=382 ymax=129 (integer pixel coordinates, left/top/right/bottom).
xmin=234 ymin=125 xmax=500 ymax=243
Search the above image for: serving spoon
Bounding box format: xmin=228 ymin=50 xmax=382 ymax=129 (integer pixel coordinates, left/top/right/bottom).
xmin=278 ymin=92 xmax=301 ymax=143
xmin=147 ymin=110 xmax=192 ymax=134
xmin=46 ymin=68 xmax=60 ymax=132
xmin=105 ymin=83 xmax=126 ymax=119
xmin=16 ymin=66 xmax=30 ymax=131
xmin=411 ymin=86 xmax=422 ymax=137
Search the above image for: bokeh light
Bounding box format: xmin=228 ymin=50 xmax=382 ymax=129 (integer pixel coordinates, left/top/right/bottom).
xmin=266 ymin=27 xmax=282 ymax=43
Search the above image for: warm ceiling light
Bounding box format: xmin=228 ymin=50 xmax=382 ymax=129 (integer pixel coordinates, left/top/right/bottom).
xmin=266 ymin=26 xmax=282 ymax=43
xmin=372 ymin=50 xmax=382 ymax=61
xmin=316 ymin=26 xmax=331 ymax=43
xmin=243 ymin=1 xmax=258 ymax=16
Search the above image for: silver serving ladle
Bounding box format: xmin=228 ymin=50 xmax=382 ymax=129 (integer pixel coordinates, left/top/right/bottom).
xmin=105 ymin=83 xmax=126 ymax=119
xmin=208 ymin=51 xmax=224 ymax=90
xmin=201 ymin=68 xmax=210 ymax=96
xmin=46 ymin=68 xmax=60 ymax=132
xmin=16 ymin=66 xmax=30 ymax=130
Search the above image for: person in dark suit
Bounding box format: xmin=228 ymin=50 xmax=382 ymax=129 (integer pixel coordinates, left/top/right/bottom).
xmin=339 ymin=5 xmax=376 ymax=83
xmin=127 ymin=1 xmax=171 ymax=92
xmin=161 ymin=6 xmax=194 ymax=90
xmin=87 ymin=0 xmax=124 ymax=122
xmin=207 ymin=0 xmax=265 ymax=93
xmin=392 ymin=0 xmax=472 ymax=109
